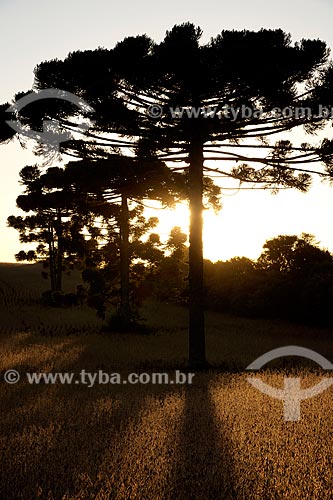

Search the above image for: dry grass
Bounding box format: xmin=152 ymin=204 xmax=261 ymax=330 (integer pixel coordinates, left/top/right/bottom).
xmin=0 ymin=264 xmax=333 ymax=499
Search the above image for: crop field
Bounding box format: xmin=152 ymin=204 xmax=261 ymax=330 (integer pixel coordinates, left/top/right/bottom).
xmin=0 ymin=263 xmax=332 ymax=499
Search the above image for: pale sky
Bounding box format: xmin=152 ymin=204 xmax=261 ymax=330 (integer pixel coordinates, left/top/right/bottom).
xmin=1 ymin=0 xmax=333 ymax=262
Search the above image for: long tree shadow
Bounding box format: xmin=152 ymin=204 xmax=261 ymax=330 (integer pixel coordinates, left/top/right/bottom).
xmin=0 ymin=330 xmax=244 ymax=500
xmin=166 ymin=371 xmax=238 ymax=500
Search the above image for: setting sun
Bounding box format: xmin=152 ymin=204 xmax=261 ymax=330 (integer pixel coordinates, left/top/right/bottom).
xmin=150 ymin=173 xmax=333 ymax=263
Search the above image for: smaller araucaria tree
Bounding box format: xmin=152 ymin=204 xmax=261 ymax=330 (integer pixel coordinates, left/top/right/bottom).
xmin=7 ymin=165 xmax=91 ymax=293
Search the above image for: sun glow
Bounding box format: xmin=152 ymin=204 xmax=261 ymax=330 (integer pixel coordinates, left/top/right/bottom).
xmin=148 ymin=173 xmax=333 ymax=263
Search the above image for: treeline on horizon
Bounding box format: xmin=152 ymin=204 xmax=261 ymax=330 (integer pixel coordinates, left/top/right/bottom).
xmin=203 ymin=234 xmax=333 ymax=327
xmin=145 ymin=231 xmax=333 ymax=327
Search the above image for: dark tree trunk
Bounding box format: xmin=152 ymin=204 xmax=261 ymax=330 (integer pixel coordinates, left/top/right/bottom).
xmin=48 ymin=221 xmax=56 ymax=292
xmin=188 ymin=137 xmax=206 ymax=368
xmin=119 ymin=193 xmax=131 ymax=324
xmin=55 ymin=209 xmax=63 ymax=292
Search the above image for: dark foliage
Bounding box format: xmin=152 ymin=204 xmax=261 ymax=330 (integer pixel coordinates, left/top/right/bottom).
xmin=202 ymin=234 xmax=333 ymax=326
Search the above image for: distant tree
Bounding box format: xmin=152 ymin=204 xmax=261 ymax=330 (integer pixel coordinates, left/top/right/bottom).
xmin=203 ymin=235 xmax=333 ymax=325
xmin=243 ymin=234 xmax=333 ymax=323
xmin=60 ymin=151 xmax=185 ymax=327
xmin=148 ymin=226 xmax=189 ymax=302
xmin=204 ymin=257 xmax=257 ymax=314
xmin=7 ymin=165 xmax=90 ymax=293
xmin=81 ymin=203 xmax=162 ymax=322
xmin=257 ymin=233 xmax=333 ymax=274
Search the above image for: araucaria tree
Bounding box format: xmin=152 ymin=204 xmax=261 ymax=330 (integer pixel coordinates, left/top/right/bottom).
xmin=61 ymin=153 xmax=184 ymax=326
xmin=4 ymin=23 xmax=333 ymax=367
xmin=7 ymin=165 xmax=89 ymax=293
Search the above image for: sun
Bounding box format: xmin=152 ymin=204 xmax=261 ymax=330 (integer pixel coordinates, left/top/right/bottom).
xmin=145 ymin=200 xmax=262 ymax=262
xmin=145 ymin=172 xmax=333 ymax=264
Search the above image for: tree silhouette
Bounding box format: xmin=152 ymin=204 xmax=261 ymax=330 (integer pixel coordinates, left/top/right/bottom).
xmin=60 ymin=149 xmax=186 ymax=326
xmin=257 ymin=233 xmax=333 ymax=274
xmin=0 ymin=102 xmax=16 ymax=144
xmin=81 ymin=202 xmax=162 ymax=321
xmin=7 ymin=165 xmax=90 ymax=292
xmin=147 ymin=226 xmax=189 ymax=302
xmin=108 ymin=25 xmax=333 ymax=366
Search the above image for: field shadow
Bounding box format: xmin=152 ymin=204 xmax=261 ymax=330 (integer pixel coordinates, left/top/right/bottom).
xmin=0 ymin=383 xmax=147 ymax=500
xmin=166 ymin=373 xmax=237 ymax=500
xmin=0 ymin=336 xmax=148 ymax=499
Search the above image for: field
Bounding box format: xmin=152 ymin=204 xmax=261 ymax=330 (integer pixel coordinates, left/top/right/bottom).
xmin=0 ymin=263 xmax=333 ymax=499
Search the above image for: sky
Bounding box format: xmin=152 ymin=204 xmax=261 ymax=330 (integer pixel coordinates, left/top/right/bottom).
xmin=1 ymin=0 xmax=333 ymax=262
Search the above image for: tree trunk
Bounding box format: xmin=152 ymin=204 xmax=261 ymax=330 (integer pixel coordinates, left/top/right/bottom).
xmin=188 ymin=137 xmax=206 ymax=368
xmin=119 ymin=193 xmax=131 ymax=324
xmin=48 ymin=221 xmax=56 ymax=292
xmin=55 ymin=209 xmax=63 ymax=292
